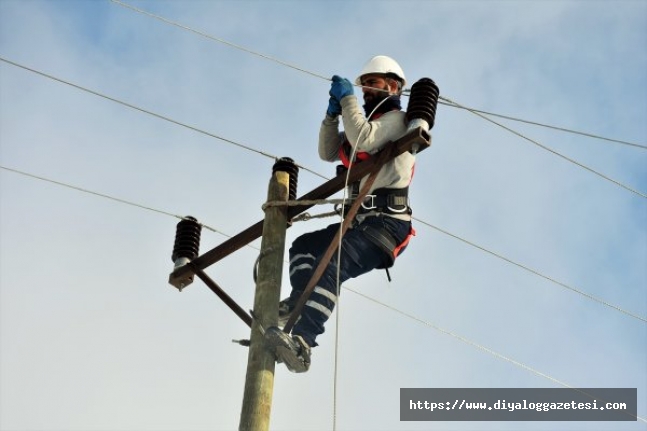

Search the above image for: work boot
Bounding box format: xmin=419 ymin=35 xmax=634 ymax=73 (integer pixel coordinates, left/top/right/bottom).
xmin=278 ymin=297 xmax=300 ymax=328
xmin=264 ymin=326 xmax=311 ymax=373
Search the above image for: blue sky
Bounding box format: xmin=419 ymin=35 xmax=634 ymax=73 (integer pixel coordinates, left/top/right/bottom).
xmin=1 ymin=1 xmax=645 ymax=430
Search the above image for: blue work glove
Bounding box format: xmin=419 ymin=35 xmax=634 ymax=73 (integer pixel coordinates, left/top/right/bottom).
xmin=326 ymin=96 xmax=342 ymax=117
xmin=329 ymin=75 xmax=354 ymax=102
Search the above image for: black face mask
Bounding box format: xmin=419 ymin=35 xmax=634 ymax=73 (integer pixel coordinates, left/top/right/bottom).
xmin=363 ymin=94 xmax=402 ymax=119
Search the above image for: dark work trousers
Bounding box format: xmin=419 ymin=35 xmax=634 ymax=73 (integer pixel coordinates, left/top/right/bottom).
xmin=287 ymin=215 xmax=411 ymax=347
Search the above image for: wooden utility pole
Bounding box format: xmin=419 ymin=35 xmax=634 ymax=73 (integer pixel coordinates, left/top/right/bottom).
xmin=165 ymin=128 xmax=431 ymax=428
xmin=164 ymin=124 xmax=431 ymax=431
xmin=239 ymin=167 xmax=290 ymax=431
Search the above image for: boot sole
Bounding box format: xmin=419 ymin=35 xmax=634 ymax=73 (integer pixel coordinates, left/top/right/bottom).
xmin=264 ymin=327 xmax=310 ymax=373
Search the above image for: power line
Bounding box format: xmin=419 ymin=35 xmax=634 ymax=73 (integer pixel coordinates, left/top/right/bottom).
xmin=1 ymin=55 xmax=644 ymax=317
xmin=439 ymin=96 xmax=647 ymax=199
xmin=413 ymin=217 xmax=646 ymax=323
xmin=0 ymin=165 xmax=227 ymax=237
xmin=3 ymin=5 xmax=644 ymax=423
xmin=5 ymin=163 xmax=643 ymax=417
xmin=2 ymin=163 xmax=644 ymax=324
xmin=0 ymin=57 xmax=326 ymax=181
xmin=110 ymin=0 xmax=646 ymax=152
xmin=345 ymin=287 xmax=647 ymax=423
xmin=3 ymin=163 xmax=645 ymax=421
xmin=3 ymin=54 xmax=644 ymax=199
xmin=110 ymin=0 xmax=330 ymax=82
xmin=2 ymin=57 xmax=644 ymax=320
xmin=438 ymin=101 xmax=647 ymax=150
xmin=107 ymin=0 xmax=647 ymax=198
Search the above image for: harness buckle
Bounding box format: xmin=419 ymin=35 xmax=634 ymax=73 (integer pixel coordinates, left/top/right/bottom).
xmin=361 ymin=194 xmax=377 ymax=211
xmin=387 ymin=204 xmax=409 ymax=214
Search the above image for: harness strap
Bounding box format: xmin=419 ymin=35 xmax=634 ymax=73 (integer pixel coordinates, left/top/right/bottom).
xmin=339 ymin=141 xmax=370 ymax=169
xmin=394 ymin=226 xmax=416 ymax=259
xmin=359 ymin=187 xmax=411 ymax=215
xmin=357 ymin=222 xmax=415 ymax=269
xmin=336 ymin=164 xmax=360 ymax=199
xmin=337 ymin=111 xmax=390 ymax=169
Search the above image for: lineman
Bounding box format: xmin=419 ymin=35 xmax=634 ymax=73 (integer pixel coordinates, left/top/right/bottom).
xmin=266 ymin=56 xmax=416 ymax=373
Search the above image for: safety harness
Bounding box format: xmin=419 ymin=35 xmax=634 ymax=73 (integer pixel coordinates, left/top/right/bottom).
xmin=359 ymin=187 xmax=411 ymax=215
xmin=336 ymin=124 xmax=416 ymax=271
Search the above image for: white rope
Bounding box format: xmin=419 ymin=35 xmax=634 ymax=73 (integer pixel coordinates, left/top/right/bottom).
xmin=290 ymin=211 xmax=339 ymax=223
xmin=331 ymin=95 xmax=395 ymax=430
xmin=261 ymin=198 xmax=349 ymax=210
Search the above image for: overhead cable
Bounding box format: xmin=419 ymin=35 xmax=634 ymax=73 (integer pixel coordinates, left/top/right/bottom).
xmin=440 ymin=96 xmax=646 ymax=199
xmin=5 ymin=164 xmax=642 ymax=418
xmin=3 ymin=162 xmax=644 ymax=324
xmin=108 ymin=0 xmax=647 ymax=198
xmin=8 ymin=159 xmax=641 ymax=414
xmin=345 ymin=287 xmax=646 ymax=423
xmin=437 ymin=101 xmax=647 ymax=150
xmin=345 ymin=287 xmax=599 ymax=392
xmin=413 ymin=217 xmax=646 ymax=323
xmin=0 ymin=165 xmax=230 ymax=237
xmin=110 ymin=0 xmax=330 ymax=82
xmin=1 ymin=58 xmax=643 ymax=320
xmin=3 ymin=56 xmax=643 ymax=198
xmin=110 ymin=0 xmax=646 ymax=151
xmin=0 ymin=57 xmax=326 ymax=180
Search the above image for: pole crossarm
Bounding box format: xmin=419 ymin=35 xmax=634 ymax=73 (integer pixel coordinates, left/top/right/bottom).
xmin=168 ymin=127 xmax=430 ymax=290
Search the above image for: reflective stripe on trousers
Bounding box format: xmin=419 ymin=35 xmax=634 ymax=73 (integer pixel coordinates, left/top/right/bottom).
xmin=287 ymin=216 xmax=411 ymax=347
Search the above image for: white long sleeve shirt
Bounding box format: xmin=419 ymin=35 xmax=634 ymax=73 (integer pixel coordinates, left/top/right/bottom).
xmin=318 ymin=94 xmax=418 ymax=222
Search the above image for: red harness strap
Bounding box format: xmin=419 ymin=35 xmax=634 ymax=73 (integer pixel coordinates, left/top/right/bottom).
xmin=393 ymin=226 xmax=416 ymax=259
xmin=337 ymin=111 xmax=389 ymax=168
xmin=339 ymin=142 xmax=370 ymax=168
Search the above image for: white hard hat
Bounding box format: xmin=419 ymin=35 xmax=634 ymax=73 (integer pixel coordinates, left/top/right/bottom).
xmin=355 ymin=55 xmax=406 ymax=87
